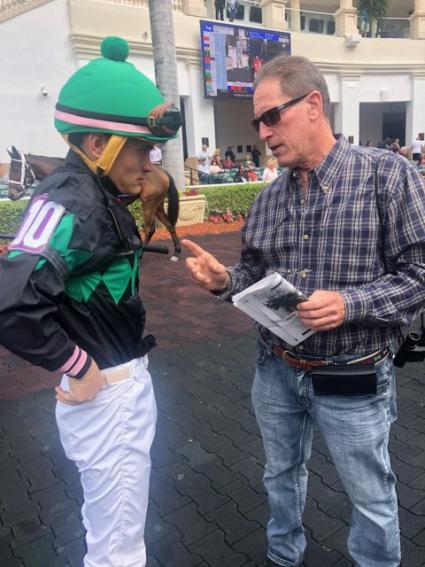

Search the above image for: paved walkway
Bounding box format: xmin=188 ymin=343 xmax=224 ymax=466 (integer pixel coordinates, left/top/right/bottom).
xmin=1 ymin=231 xmax=425 ymax=567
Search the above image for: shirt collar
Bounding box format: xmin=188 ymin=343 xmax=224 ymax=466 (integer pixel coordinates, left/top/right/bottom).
xmin=313 ymin=135 xmax=350 ymax=189
xmin=288 ymin=135 xmax=350 ymax=189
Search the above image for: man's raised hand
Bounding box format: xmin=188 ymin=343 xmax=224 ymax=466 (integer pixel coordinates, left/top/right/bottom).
xmin=182 ymin=239 xmax=230 ymax=291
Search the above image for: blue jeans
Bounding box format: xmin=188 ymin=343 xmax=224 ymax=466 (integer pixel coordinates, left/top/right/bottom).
xmin=252 ymin=352 xmax=400 ymax=567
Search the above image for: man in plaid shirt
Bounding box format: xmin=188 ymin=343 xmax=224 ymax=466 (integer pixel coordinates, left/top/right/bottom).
xmin=183 ymin=55 xmax=425 ymax=567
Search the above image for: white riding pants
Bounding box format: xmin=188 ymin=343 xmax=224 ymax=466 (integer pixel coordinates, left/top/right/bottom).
xmin=55 ymin=356 xmax=157 ymax=567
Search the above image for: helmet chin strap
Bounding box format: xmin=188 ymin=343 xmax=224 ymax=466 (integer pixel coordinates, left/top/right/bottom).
xmin=63 ymin=135 xmax=127 ymax=176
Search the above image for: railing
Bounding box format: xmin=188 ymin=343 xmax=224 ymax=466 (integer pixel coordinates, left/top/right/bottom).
xmin=285 ymin=7 xmax=336 ymax=35
xmin=377 ymin=17 xmax=410 ymax=39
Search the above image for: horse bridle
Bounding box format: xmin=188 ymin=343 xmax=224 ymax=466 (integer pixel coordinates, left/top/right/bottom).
xmin=9 ymin=153 xmax=36 ymax=191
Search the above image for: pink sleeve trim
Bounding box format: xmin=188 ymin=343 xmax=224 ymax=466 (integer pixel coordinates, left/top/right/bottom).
xmin=59 ymin=347 xmax=88 ymax=377
xmin=59 ymin=346 xmax=80 ymax=373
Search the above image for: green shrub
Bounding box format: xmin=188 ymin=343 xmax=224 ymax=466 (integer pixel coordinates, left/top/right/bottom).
xmin=0 ymin=182 xmax=265 ymax=240
xmin=198 ymin=182 xmax=264 ymax=216
xmin=0 ymin=200 xmax=28 ymax=239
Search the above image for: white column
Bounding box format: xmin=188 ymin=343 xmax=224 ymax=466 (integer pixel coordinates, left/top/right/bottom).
xmin=410 ymin=0 xmax=425 ymax=38
xmin=405 ymin=76 xmax=425 ymax=145
xmin=288 ymin=0 xmax=300 ymax=31
xmin=184 ymin=63 xmax=216 ymax=157
xmin=182 ymin=0 xmax=207 ymax=17
xmin=334 ymin=0 xmax=358 ymax=36
xmin=261 ymin=0 xmax=288 ymax=30
xmin=333 ymin=76 xmax=360 ymax=144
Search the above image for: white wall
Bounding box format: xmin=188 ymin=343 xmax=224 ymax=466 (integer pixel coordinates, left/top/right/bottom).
xmin=0 ymin=0 xmax=76 ymax=162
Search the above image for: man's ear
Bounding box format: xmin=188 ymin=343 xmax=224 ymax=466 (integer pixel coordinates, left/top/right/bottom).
xmin=307 ymin=91 xmax=323 ymax=121
xmin=82 ymin=133 xmax=109 ymax=160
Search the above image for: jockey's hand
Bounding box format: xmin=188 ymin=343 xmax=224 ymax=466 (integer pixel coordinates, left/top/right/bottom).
xmin=55 ymin=359 xmax=105 ymax=405
xmin=296 ymin=290 xmax=346 ymax=331
xmin=182 ymin=239 xmax=230 ymax=291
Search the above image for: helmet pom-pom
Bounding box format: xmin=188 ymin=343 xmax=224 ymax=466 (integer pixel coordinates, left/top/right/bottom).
xmin=101 ymin=36 xmax=129 ymax=62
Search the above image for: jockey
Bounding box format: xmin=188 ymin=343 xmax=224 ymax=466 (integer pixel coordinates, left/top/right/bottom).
xmin=0 ymin=36 xmax=181 ymax=567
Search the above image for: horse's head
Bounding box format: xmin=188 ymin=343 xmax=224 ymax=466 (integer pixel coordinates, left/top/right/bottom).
xmin=7 ymin=146 xmax=36 ymax=201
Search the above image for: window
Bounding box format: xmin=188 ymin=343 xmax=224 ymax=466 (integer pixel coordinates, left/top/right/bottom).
xmin=249 ymin=6 xmax=262 ymax=24
xmin=309 ymin=19 xmax=324 ymax=33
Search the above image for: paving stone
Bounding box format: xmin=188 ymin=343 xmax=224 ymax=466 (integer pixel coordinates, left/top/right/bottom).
xmin=230 ymin=455 xmax=264 ymax=493
xmin=303 ymin=497 xmax=344 ymax=542
xmin=245 ymin=501 xmax=269 ymax=529
xmin=308 ymin=475 xmax=347 ymax=513
xmin=149 ymin=538 xmax=202 ymax=567
xmin=58 ymin=537 xmax=85 ymax=567
xmin=1 ymin=232 xmax=425 ymax=566
xmin=400 ymin=535 xmax=425 ymax=567
xmin=1 ymin=488 xmax=40 ymax=524
xmin=205 ymin=500 xmax=260 ymax=544
xmin=396 ymin=482 xmax=425 ymax=510
xmin=25 ymin=463 xmax=58 ymax=493
xmin=164 ymin=503 xmax=217 ymax=546
xmin=191 ymin=528 xmax=248 ymax=566
xmin=34 ymin=485 xmax=78 ymax=521
xmin=51 ymin=512 xmax=85 ymax=547
xmin=321 ymin=525 xmax=350 ymax=559
xmin=145 ymin=503 xmax=181 ymax=547
xmin=221 ymin=478 xmax=266 ymax=514
xmin=232 ymin=526 xmax=267 ymax=565
xmin=399 ymin=506 xmax=424 ymax=539
xmin=196 ymin=460 xmax=242 ymax=489
xmin=150 ymin=473 xmax=192 ymax=515
xmin=170 ymin=465 xmax=229 ymax=514
xmin=11 ymin=509 xmax=51 ymax=548
xmin=179 ymin=440 xmax=216 ymax=468
xmin=304 ymin=532 xmax=346 ymax=566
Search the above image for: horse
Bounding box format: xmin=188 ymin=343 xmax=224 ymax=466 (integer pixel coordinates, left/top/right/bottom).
xmin=7 ymin=146 xmax=181 ymax=259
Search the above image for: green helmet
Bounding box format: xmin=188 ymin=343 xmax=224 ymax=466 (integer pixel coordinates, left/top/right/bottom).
xmin=54 ymin=36 xmax=182 ymax=143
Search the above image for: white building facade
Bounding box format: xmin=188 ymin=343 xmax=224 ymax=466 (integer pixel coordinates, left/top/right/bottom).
xmin=1 ymin=0 xmax=425 ymax=166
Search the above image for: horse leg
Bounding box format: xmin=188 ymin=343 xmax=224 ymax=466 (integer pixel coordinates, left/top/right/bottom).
xmin=155 ymin=204 xmax=181 ymax=261
xmin=141 ymin=205 xmax=156 ymax=246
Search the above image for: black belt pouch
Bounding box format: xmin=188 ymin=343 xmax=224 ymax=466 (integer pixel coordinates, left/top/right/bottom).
xmin=310 ymin=363 xmax=377 ymax=396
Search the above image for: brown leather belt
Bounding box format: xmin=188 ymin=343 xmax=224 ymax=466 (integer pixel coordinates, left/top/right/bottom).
xmin=272 ymin=346 xmax=390 ymax=372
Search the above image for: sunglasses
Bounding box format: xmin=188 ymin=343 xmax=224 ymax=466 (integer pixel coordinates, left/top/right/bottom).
xmin=251 ymin=93 xmax=310 ymax=132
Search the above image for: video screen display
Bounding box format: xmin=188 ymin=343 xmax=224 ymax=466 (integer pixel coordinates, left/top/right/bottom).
xmin=200 ymin=20 xmax=291 ymax=99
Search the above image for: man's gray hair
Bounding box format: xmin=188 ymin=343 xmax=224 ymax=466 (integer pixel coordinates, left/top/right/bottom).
xmin=254 ymin=55 xmax=331 ymax=117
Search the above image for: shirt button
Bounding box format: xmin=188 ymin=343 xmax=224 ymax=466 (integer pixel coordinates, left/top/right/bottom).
xmin=322 ymin=185 xmax=329 ymax=193
xmin=303 ymin=234 xmax=309 ymax=240
xmin=300 ymin=271 xmax=308 ymax=278
xmin=300 ymin=198 xmax=305 ymax=205
xmin=298 ymin=345 xmax=304 ymax=351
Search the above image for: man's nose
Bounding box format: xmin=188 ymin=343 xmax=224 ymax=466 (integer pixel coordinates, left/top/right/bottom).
xmin=258 ymin=121 xmax=272 ymax=141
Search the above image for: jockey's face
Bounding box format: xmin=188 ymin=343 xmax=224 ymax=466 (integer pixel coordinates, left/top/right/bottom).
xmin=108 ymin=138 xmax=154 ymax=195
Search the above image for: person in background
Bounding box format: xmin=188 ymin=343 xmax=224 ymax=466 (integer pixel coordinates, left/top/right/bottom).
xmin=149 ymin=143 xmax=162 ymax=165
xmin=225 ymin=145 xmax=236 ymax=162
xmin=223 ymin=154 xmax=235 ymax=169
xmin=251 ymin=143 xmax=262 ymax=167
xmin=233 ymin=163 xmax=248 ymax=183
xmin=390 ymin=138 xmax=400 ymax=153
xmin=0 ymin=36 xmax=182 ymax=567
xmin=411 ymin=134 xmax=424 ymax=164
xmin=215 ymin=0 xmax=225 ymax=20
xmin=197 ymin=143 xmax=211 ymax=183
xmin=247 ymin=162 xmax=258 ymax=181
xmin=262 ymin=157 xmax=279 ymax=183
xmin=211 ymin=148 xmax=223 ymax=169
xmin=182 ymin=54 xmax=425 ymax=567
xmin=226 ymin=0 xmax=238 ymax=22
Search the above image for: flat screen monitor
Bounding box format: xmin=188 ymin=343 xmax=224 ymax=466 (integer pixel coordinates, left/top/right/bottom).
xmin=200 ymin=19 xmax=291 ymax=99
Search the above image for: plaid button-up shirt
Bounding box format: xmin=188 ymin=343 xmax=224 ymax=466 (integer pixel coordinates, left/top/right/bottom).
xmin=228 ymin=136 xmax=425 ymax=356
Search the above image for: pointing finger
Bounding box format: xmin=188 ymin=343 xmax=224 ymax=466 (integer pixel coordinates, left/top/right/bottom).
xmin=181 ymin=239 xmax=207 ymax=257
